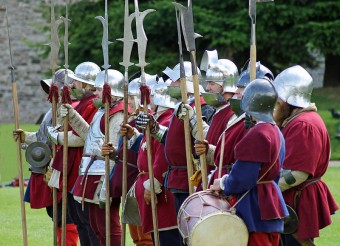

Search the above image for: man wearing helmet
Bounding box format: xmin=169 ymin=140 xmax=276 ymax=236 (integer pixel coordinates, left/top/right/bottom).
xmin=59 ymin=69 xmax=127 ymax=245
xmin=113 ymin=82 xmax=182 ymax=246
xmin=13 ymin=68 xmax=80 ymax=245
xmin=210 ymin=78 xmax=288 ymax=246
xmin=47 ymin=62 xmax=101 ymax=245
xmin=272 ymin=65 xmax=338 ymax=245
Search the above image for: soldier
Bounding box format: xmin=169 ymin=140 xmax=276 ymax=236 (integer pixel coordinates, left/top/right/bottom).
xmin=272 ymin=65 xmax=339 ymax=245
xmin=210 ymin=78 xmax=288 ymax=246
xmin=136 ymin=61 xmax=214 ymax=218
xmin=47 ymin=61 xmax=101 ymax=245
xmin=196 ymin=61 xmax=275 ymax=189
xmin=116 ymin=82 xmax=182 ymax=246
xmin=13 ymin=68 xmax=79 ymax=245
xmin=59 ymin=69 xmax=125 ymax=245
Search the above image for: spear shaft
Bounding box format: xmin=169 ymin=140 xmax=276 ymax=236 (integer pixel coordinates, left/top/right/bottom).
xmin=117 ymin=0 xmax=135 ymax=244
xmin=5 ymin=6 xmax=28 ymax=246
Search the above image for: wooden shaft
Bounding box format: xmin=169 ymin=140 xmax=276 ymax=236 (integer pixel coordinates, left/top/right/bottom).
xmin=51 ymin=96 xmax=58 ymax=246
xmin=61 ymin=114 xmax=69 ymax=246
xmin=250 ymin=23 xmax=256 ymax=81
xmin=143 ymin=99 xmax=159 ymax=246
xmin=121 ymin=71 xmax=129 ymax=246
xmin=218 ymin=131 xmax=226 ymax=179
xmin=190 ymin=51 xmax=208 ymax=190
xmin=180 ymin=77 xmax=194 ymax=195
xmin=104 ymin=101 xmax=111 ymax=246
xmin=12 ymin=83 xmax=28 ymax=246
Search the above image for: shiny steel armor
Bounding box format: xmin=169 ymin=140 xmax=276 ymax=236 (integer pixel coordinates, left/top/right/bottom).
xmin=273 ymin=65 xmax=313 ymax=108
xmin=79 ymin=108 xmax=114 ymax=175
xmin=200 ymin=50 xmax=239 ymax=93
xmin=68 ymin=61 xmax=101 ymax=85
xmin=153 ymin=82 xmax=179 ymax=109
xmin=236 ymin=61 xmax=274 ymax=88
xmin=241 ymin=78 xmax=277 ymax=123
xmin=94 ymin=69 xmax=124 ymax=98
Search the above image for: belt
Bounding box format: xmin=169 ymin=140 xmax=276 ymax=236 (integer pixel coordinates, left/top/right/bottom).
xmin=118 ymin=159 xmax=138 ymax=169
xmin=294 ymin=177 xmax=321 ymax=210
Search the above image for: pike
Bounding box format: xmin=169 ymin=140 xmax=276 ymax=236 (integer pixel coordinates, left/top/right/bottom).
xmin=173 ymin=0 xmax=208 ymax=190
xmin=5 ymin=6 xmax=28 ymax=246
xmin=60 ymin=1 xmax=72 ymax=245
xmin=117 ymin=0 xmax=135 ymax=244
xmin=95 ymin=1 xmax=112 ymax=245
xmin=173 ymin=6 xmax=194 ymax=195
xmin=133 ymin=1 xmax=160 ymax=245
xmin=249 ymin=0 xmax=273 ymax=81
xmin=47 ymin=1 xmax=63 ymax=245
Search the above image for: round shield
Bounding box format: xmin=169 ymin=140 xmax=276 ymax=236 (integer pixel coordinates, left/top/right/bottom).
xmin=25 ymin=142 xmax=51 ymax=168
xmin=283 ymin=205 xmax=299 ymax=234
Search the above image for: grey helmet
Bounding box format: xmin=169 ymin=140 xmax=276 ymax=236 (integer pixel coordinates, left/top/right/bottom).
xmin=273 ymin=65 xmax=313 ymax=108
xmin=94 ymin=69 xmax=124 ymax=97
xmin=241 ymin=78 xmax=277 ymax=123
xmin=153 ymin=82 xmax=179 ymax=109
xmin=236 ymin=61 xmax=274 ymax=88
xmin=68 ymin=61 xmax=101 ymax=85
xmin=40 ymin=69 xmax=74 ymax=94
xmin=200 ymin=50 xmax=239 ymax=94
xmin=128 ymin=74 xmax=159 ymax=106
xmin=163 ymin=61 xmax=205 ymax=95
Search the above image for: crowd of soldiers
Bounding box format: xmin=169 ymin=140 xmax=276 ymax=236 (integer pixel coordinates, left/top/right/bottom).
xmin=13 ymin=50 xmax=338 ymax=246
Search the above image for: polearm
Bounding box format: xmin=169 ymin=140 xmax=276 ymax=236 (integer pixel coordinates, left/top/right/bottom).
xmin=47 ymin=1 xmax=63 ymax=245
xmin=95 ymin=1 xmax=112 ymax=245
xmin=249 ymin=0 xmax=273 ymax=81
xmin=174 ymin=0 xmax=208 ymax=190
xmin=5 ymin=6 xmax=28 ymax=246
xmin=173 ymin=6 xmax=194 ymax=195
xmin=133 ymin=1 xmax=159 ymax=245
xmin=60 ymin=1 xmax=72 ymax=245
xmin=117 ymin=0 xmax=135 ymax=244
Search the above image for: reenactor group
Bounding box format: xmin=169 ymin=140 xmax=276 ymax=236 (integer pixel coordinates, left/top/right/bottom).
xmin=12 ymin=49 xmax=338 ymax=246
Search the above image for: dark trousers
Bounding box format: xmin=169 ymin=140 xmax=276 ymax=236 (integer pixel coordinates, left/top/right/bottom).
xmin=173 ymin=192 xmax=189 ymax=246
xmin=67 ymin=193 xmax=100 ymax=246
xmin=46 ymin=200 xmax=73 ymax=227
xmin=281 ymin=234 xmax=314 ymax=246
xmin=152 ymin=228 xmax=183 ymax=246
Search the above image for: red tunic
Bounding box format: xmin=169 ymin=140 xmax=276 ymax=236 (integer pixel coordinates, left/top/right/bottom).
xmin=235 ymin=123 xmax=287 ymax=220
xmin=209 ymin=117 xmax=247 ymax=187
xmin=136 ymin=109 xmax=178 ymax=233
xmin=281 ymin=111 xmax=338 ymax=239
xmin=165 ymin=97 xmax=206 ymax=191
xmin=72 ymin=102 xmax=125 ymax=201
xmin=52 ymin=96 xmax=97 ymax=191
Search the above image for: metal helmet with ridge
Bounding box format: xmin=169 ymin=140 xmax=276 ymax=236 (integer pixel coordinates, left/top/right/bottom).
xmin=153 ymin=81 xmax=179 ymax=109
xmin=68 ymin=61 xmax=101 ymax=85
xmin=200 ymin=50 xmax=239 ymax=94
xmin=40 ymin=68 xmax=74 ymax=94
xmin=241 ymin=78 xmax=277 ymax=123
xmin=236 ymin=60 xmax=274 ymax=88
xmin=94 ymin=69 xmax=124 ymax=98
xmin=272 ymin=65 xmax=313 ymax=108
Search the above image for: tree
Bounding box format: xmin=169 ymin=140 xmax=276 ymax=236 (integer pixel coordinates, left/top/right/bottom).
xmin=42 ymin=0 xmax=340 ymax=86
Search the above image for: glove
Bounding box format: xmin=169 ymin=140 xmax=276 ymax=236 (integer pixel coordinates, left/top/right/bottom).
xmin=177 ymin=103 xmax=195 ymax=120
xmin=144 ymin=190 xmax=158 ymax=206
xmin=244 ymin=114 xmax=256 ymax=129
xmin=101 ymin=142 xmax=116 ymax=160
xmin=59 ymin=104 xmax=72 ymax=118
xmin=194 ymin=139 xmax=209 ymax=156
xmin=46 ymin=125 xmax=61 ymax=145
xmin=12 ymin=129 xmax=26 ymax=143
xmin=136 ymin=112 xmax=159 ymax=134
xmin=119 ymin=123 xmax=135 ymax=139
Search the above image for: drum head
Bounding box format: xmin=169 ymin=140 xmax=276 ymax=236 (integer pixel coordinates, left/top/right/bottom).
xmin=190 ymin=212 xmax=248 ymax=246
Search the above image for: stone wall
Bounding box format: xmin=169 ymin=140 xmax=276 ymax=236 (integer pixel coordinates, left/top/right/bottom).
xmin=0 ymin=0 xmax=325 ymax=124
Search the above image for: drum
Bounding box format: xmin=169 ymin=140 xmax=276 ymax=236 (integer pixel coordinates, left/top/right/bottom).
xmin=177 ymin=191 xmax=248 ymax=246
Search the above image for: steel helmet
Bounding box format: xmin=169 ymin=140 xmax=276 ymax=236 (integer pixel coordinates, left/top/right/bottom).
xmin=241 ymin=78 xmax=277 ymax=123
xmin=200 ymin=50 xmax=239 ymax=94
xmin=94 ymin=69 xmax=124 ymax=97
xmin=68 ymin=61 xmax=101 ymax=85
xmin=236 ymin=61 xmax=274 ymax=88
xmin=273 ymin=65 xmax=313 ymax=108
xmin=153 ymin=82 xmax=179 ymax=109
xmin=40 ymin=69 xmax=74 ymax=94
